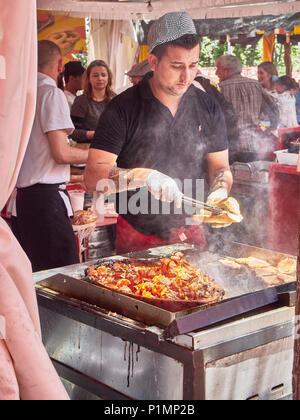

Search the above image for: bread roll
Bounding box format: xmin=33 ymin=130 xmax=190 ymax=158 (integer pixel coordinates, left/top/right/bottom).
xmin=193 ymin=196 xmax=243 ymax=225
xmin=71 ymin=210 xmax=98 ymax=226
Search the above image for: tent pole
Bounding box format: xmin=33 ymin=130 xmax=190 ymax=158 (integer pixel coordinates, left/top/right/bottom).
xmin=284 ymin=34 xmax=292 ymax=77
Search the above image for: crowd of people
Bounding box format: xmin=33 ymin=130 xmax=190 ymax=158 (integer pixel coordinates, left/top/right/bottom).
xmin=2 ymin=5 xmax=300 ymax=400
xmin=8 ymin=12 xmax=300 ymax=272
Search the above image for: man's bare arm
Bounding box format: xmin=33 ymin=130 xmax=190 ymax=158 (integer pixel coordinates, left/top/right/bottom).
xmin=84 ymin=148 xmax=182 ymax=208
xmin=84 ymin=148 xmax=153 ymax=192
xmin=47 ymin=130 xmax=88 ymax=165
xmin=206 ymin=150 xmax=233 ymax=194
xmin=206 ymin=150 xmax=234 ymax=227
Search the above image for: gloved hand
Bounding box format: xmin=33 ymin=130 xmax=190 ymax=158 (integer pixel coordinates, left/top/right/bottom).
xmin=146 ymin=170 xmax=182 ymax=208
xmin=206 ymin=187 xmax=228 ymax=205
xmin=206 ymin=188 xmax=231 ymax=229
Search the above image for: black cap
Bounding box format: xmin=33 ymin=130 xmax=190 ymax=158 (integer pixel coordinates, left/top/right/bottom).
xmin=125 ymin=59 xmax=151 ymax=77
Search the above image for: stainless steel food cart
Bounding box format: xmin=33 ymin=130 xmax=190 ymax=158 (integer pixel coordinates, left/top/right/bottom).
xmin=34 ymin=243 xmax=296 ymax=400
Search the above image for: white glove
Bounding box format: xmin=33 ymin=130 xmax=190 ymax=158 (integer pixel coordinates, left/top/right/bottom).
xmin=206 ymin=188 xmax=228 ymax=205
xmin=146 ymin=170 xmax=182 ymax=208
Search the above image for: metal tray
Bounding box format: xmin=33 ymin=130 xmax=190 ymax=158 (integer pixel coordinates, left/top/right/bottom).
xmin=36 ymin=242 xmax=295 ymax=336
xmin=84 ymin=257 xmax=225 ymax=312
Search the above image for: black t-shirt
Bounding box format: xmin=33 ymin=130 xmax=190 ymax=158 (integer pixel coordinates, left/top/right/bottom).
xmin=91 ymin=73 xmax=228 ymax=239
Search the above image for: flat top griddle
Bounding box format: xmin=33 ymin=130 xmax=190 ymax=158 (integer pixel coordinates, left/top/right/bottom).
xmin=36 ymin=242 xmax=296 ymax=338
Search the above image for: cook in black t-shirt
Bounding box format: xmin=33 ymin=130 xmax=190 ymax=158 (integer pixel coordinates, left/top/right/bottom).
xmin=84 ymin=13 xmax=233 ymax=252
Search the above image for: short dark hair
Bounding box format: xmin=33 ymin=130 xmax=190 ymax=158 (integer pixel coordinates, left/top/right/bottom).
xmin=151 ymin=34 xmax=200 ymax=60
xmin=64 ymin=61 xmax=85 ymax=83
xmin=276 ymin=75 xmax=297 ymax=90
xmin=38 ymin=40 xmax=62 ymax=69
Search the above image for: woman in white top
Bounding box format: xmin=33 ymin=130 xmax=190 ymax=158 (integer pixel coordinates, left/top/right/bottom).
xmin=273 ymin=76 xmax=298 ymax=128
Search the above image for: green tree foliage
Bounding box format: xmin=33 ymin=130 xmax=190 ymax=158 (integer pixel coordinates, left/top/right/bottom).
xmin=199 ymin=38 xmax=227 ymax=67
xmin=233 ymin=42 xmax=262 ymax=67
xmin=274 ymin=43 xmax=300 ymax=75
xmin=199 ymin=36 xmax=300 ymax=74
xmin=72 ymin=53 xmax=87 ymax=69
xmin=199 ymin=36 xmax=262 ymax=67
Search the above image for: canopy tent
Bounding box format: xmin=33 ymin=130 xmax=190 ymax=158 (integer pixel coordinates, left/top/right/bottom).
xmin=37 ymin=0 xmax=300 ymax=20
xmin=37 ymin=1 xmax=300 ymax=57
xmin=137 ymin=12 xmax=300 ymax=45
xmin=87 ymin=19 xmax=139 ymax=92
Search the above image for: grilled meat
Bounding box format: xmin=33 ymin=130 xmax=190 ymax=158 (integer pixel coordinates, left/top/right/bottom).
xmin=86 ymin=252 xmax=225 ymax=304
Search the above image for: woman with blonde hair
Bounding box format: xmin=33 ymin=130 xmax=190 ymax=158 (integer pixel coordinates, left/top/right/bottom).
xmin=70 ymin=60 xmax=116 ymax=144
xmin=257 ymin=61 xmax=278 ymax=93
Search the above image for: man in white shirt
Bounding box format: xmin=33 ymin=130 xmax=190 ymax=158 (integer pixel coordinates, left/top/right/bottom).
xmin=63 ymin=61 xmax=85 ymax=109
xmin=12 ymin=40 xmax=88 ymax=271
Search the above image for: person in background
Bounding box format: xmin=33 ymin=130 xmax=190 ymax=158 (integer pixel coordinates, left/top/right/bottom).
xmin=273 ymin=75 xmax=298 ymax=128
xmin=257 ymin=61 xmax=278 ymax=93
xmin=63 ymin=61 xmax=85 ymax=109
xmin=194 ymin=71 xmax=240 ymax=164
xmin=126 ymin=59 xmax=152 ymax=86
xmin=70 ymin=60 xmax=116 ymax=145
xmin=12 ymin=40 xmax=88 ymax=272
xmin=215 ymin=54 xmax=279 ymax=162
xmin=84 ymin=12 xmax=233 ymax=255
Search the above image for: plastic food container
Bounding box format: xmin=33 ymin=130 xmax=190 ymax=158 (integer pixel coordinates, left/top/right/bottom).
xmin=69 ymin=190 xmax=85 ymax=212
xmin=274 ymin=149 xmax=299 ymax=166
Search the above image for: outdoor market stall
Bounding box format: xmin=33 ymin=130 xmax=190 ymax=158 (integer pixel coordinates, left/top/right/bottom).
xmin=32 ymin=0 xmax=300 ymax=401
xmin=2 ymin=0 xmax=300 ymax=401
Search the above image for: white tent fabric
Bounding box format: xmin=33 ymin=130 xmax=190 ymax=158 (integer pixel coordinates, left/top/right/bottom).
xmin=37 ymin=0 xmax=300 ymax=20
xmin=37 ymin=0 xmax=300 ymax=91
xmin=88 ymin=19 xmax=139 ymax=92
xmin=0 ymin=0 xmax=69 ymax=400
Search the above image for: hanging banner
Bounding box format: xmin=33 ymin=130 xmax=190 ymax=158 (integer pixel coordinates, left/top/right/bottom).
xmin=262 ymin=34 xmax=275 ymax=62
xmin=37 ymin=10 xmax=86 ymax=63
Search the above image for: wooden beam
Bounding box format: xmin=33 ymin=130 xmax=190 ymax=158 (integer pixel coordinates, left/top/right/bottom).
xmin=284 ymin=41 xmax=292 ymax=77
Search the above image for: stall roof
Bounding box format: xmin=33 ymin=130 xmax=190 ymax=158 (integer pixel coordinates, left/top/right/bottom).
xmin=137 ymin=12 xmax=300 ymax=44
xmin=37 ymin=0 xmax=300 ymax=20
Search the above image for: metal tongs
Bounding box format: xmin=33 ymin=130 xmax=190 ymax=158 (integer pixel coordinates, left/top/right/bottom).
xmin=181 ymin=195 xmax=224 ymax=215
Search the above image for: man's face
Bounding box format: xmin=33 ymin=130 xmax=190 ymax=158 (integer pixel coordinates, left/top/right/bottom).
xmin=149 ymin=44 xmax=199 ymax=97
xmin=73 ymin=74 xmax=83 ymax=92
xmin=215 ymin=63 xmax=230 ymax=83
